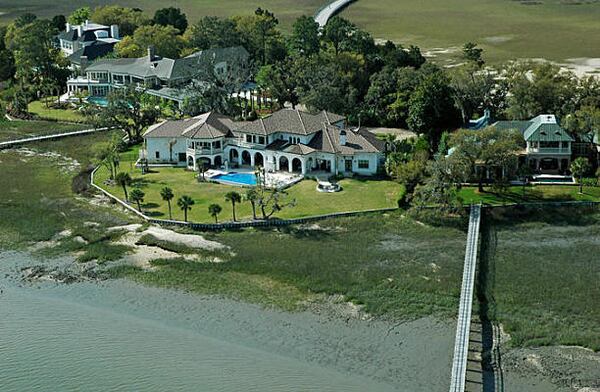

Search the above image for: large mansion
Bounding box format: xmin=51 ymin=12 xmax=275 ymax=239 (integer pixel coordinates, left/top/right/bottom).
xmin=142 ymin=109 xmax=386 ymax=176
xmin=65 ymin=46 xmax=249 ymax=106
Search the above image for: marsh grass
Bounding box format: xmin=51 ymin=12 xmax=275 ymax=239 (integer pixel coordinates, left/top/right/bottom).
xmin=0 ymin=120 xmax=89 ymax=142
xmin=112 ymin=212 xmax=467 ymax=318
xmin=0 ymin=129 xmax=131 ymax=250
xmin=487 ymin=206 xmax=600 ymax=351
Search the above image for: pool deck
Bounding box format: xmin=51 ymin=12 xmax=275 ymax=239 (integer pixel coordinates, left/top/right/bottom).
xmin=206 ymin=169 xmax=304 ymax=189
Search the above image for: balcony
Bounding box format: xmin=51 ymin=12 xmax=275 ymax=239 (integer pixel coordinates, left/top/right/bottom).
xmin=527 ymin=147 xmax=571 ymax=155
xmin=187 ymin=147 xmax=223 ymax=156
xmin=229 ymin=139 xmax=265 ymax=150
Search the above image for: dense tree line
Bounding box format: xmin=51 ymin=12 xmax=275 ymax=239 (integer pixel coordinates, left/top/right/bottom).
xmin=0 ymin=6 xmax=598 ymax=153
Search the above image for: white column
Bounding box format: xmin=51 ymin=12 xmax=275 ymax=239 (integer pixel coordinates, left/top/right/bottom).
xmin=250 ymin=153 xmax=255 ymax=167
xmin=301 ymin=160 xmax=306 ymax=175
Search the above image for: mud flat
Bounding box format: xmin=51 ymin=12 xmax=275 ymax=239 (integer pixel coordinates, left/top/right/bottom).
xmin=0 ymin=251 xmax=454 ymax=392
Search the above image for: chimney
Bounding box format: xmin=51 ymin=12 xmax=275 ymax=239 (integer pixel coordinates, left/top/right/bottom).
xmin=85 ymin=20 xmax=89 ymax=27
xmin=65 ymin=22 xmax=71 ymax=32
xmin=76 ymin=25 xmax=83 ymax=38
xmin=80 ymin=55 xmax=88 ymax=70
xmin=147 ymin=45 xmax=156 ymax=61
xmin=110 ymin=24 xmax=119 ymax=39
xmin=339 ymin=129 xmax=347 ymax=146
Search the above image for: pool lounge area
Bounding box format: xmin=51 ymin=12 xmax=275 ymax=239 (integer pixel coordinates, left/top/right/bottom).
xmin=206 ymin=170 xmax=303 ymax=189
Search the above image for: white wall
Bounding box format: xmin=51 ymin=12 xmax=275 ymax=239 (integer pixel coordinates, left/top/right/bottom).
xmin=145 ymin=137 xmax=187 ymax=164
xmin=337 ymin=153 xmax=381 ymax=176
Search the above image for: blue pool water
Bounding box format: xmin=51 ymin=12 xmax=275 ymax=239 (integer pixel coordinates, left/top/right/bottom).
xmin=212 ymin=172 xmax=257 ymax=186
xmin=87 ymin=96 xmax=109 ymax=107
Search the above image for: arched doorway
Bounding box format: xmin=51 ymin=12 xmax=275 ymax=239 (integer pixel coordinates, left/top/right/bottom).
xmin=213 ymin=155 xmax=223 ymax=168
xmin=199 ymin=157 xmax=211 ymax=170
xmin=292 ymin=158 xmax=303 ymax=173
xmin=229 ymin=149 xmax=239 ymax=164
xmin=241 ymin=150 xmax=251 ymax=165
xmin=279 ymin=156 xmax=289 ymax=172
xmin=254 ymin=152 xmax=264 ymax=168
xmin=187 ymin=156 xmax=195 ymax=169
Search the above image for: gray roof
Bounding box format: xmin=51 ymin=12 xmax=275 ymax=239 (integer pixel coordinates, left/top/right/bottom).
xmin=86 ymin=46 xmax=249 ymax=81
xmin=237 ymin=109 xmax=345 ymax=136
xmin=321 ymin=125 xmax=384 ymax=155
xmin=143 ymin=112 xmax=235 ymax=139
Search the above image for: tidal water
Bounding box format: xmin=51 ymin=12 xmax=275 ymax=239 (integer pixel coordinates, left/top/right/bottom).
xmin=0 ymin=251 xmax=454 ymax=391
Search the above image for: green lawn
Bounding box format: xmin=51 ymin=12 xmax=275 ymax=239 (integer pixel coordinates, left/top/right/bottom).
xmin=484 ymin=207 xmax=600 ymax=350
xmin=0 ymin=120 xmax=90 ymax=143
xmin=28 ymin=99 xmax=86 ymax=123
xmin=94 ymin=147 xmax=403 ymax=223
xmin=459 ymin=185 xmax=600 ymax=205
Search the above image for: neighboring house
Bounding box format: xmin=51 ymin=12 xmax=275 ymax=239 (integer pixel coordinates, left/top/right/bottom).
xmin=143 ymin=109 xmax=386 ymax=176
xmin=65 ymin=46 xmax=249 ymax=107
xmin=493 ymin=114 xmax=574 ymax=173
xmin=57 ymin=20 xmax=120 ymax=69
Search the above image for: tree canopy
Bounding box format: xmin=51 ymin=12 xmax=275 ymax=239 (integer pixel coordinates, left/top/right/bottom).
xmin=116 ymin=24 xmax=185 ymax=58
xmin=152 ymin=7 xmax=188 ymax=34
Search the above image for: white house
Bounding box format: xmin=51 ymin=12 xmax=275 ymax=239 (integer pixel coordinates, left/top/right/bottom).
xmin=142 ymin=109 xmax=386 ymax=176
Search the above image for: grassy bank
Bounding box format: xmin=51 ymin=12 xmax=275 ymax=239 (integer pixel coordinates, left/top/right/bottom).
xmin=0 ymin=120 xmax=90 ymax=143
xmin=486 ymin=206 xmax=600 ymax=351
xmin=459 ymin=185 xmax=600 ymax=205
xmin=93 ymin=147 xmax=404 ymax=223
xmin=111 ymin=211 xmax=467 ymax=316
xmin=0 ymin=129 xmax=131 ymax=251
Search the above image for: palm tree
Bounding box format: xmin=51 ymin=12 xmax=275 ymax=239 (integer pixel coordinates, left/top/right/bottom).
xmin=130 ymin=188 xmax=145 ymax=212
xmin=570 ymin=157 xmax=591 ymax=194
xmin=160 ymin=186 xmax=174 ymax=219
xmin=225 ymin=191 xmax=242 ymax=221
xmin=245 ymin=187 xmax=259 ymax=220
xmin=115 ymin=172 xmax=132 ymax=202
xmin=208 ymin=203 xmax=222 ymax=223
xmin=177 ymin=195 xmax=195 ymax=222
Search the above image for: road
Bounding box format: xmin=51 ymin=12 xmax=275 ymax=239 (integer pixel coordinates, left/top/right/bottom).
xmin=314 ymin=0 xmax=356 ymax=28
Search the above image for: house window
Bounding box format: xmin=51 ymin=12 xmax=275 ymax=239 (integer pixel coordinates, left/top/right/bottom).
xmin=155 ymin=151 xmax=160 ymax=159
xmin=358 ymin=160 xmax=369 ymax=169
xmin=246 ymin=134 xmax=252 ymax=143
xmin=178 ymin=153 xmax=186 ymax=162
xmin=258 ymin=136 xmax=265 ymax=144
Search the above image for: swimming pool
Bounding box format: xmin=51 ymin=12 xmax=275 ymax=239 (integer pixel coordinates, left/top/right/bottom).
xmin=211 ymin=172 xmax=257 ymax=186
xmin=87 ymin=96 xmax=109 ymax=107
